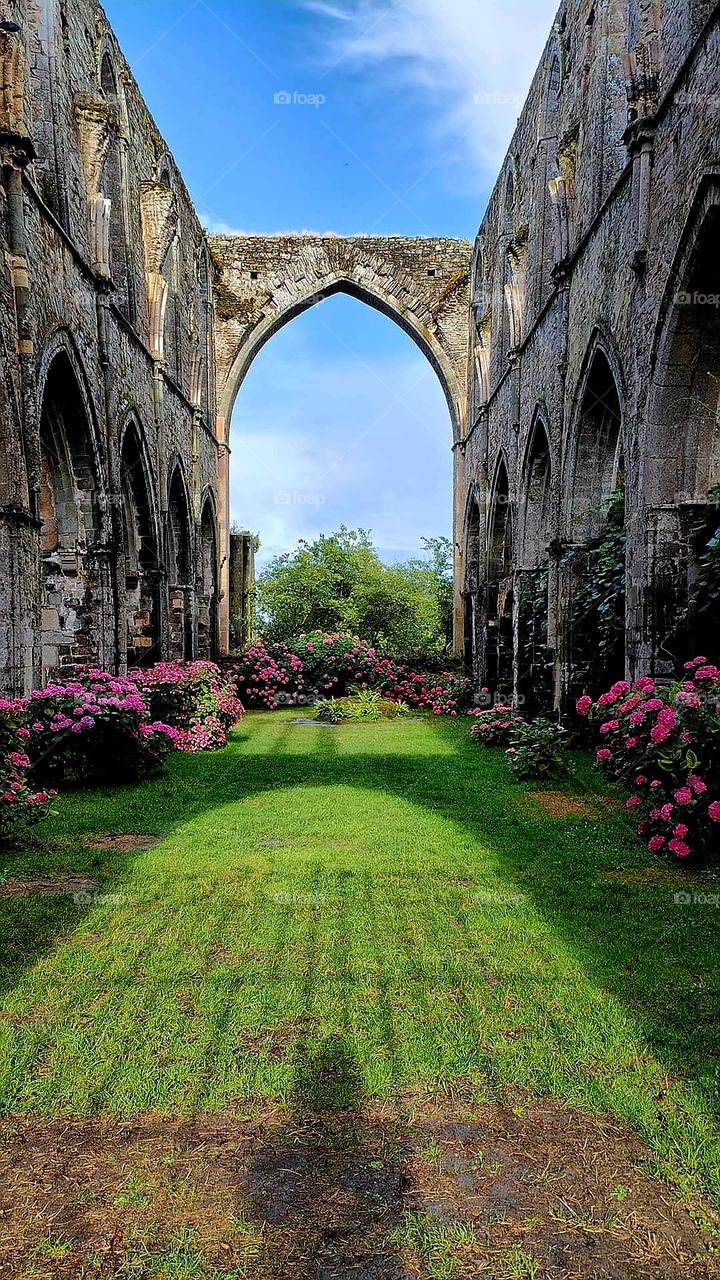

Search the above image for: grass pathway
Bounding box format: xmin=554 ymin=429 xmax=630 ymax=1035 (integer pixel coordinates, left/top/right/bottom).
xmin=0 ymin=711 xmax=719 ymax=1275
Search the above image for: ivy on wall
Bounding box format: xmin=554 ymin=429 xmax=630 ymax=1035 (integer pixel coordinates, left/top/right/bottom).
xmin=517 ymin=568 xmax=553 ymax=715
xmin=565 ymin=491 xmax=626 ymax=696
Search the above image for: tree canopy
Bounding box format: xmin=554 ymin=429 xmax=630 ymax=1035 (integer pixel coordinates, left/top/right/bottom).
xmin=252 ymin=527 xmax=454 ymax=655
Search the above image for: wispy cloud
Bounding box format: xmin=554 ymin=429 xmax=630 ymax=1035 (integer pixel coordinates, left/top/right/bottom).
xmin=230 ymin=321 xmax=453 ymax=563
xmin=303 ymin=0 xmax=558 ymax=186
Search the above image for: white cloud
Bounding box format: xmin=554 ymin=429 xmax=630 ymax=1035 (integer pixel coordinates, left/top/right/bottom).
xmin=303 ymin=0 xmax=558 ymax=186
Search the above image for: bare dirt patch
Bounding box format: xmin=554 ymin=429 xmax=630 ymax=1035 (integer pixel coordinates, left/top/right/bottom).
xmin=529 ymin=790 xmax=599 ymax=819
xmin=85 ymin=834 xmax=159 ymax=852
xmin=0 ymin=1092 xmax=717 ymax=1279
xmin=599 ymin=865 xmax=692 ymax=888
xmin=0 ymin=875 xmax=97 ymax=899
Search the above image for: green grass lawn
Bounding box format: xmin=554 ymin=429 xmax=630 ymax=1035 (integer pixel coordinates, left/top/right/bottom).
xmin=1 ymin=710 xmax=719 ymax=1203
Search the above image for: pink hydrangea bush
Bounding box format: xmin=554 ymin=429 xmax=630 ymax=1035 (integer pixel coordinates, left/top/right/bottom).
xmin=469 ymin=707 xmax=526 ymax=748
xmin=134 ymin=660 xmax=244 ymax=752
xmin=0 ymin=699 xmax=57 ymax=842
xmin=22 ymin=669 xmax=178 ymax=785
xmin=579 ymin=659 xmax=720 ymax=860
xmin=386 ymin=668 xmax=469 ymax=716
xmin=233 ymin=641 xmax=307 ymax=709
xmin=233 ymin=632 xmax=472 ymax=716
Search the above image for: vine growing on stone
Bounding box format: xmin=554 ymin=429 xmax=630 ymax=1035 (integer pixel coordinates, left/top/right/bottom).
xmin=566 ymin=491 xmax=626 ymax=695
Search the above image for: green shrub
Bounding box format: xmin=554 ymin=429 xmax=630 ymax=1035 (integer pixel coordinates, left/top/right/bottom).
xmin=505 ymin=719 xmax=567 ymax=781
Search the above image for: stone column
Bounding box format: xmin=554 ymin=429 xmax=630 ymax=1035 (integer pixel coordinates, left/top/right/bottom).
xmin=216 ymin=436 xmax=231 ymax=655
xmin=0 ymin=24 xmax=42 ymax=692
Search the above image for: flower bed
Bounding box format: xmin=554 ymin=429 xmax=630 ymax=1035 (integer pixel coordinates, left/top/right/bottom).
xmin=579 ymin=660 xmax=720 ymax=860
xmin=0 ymin=699 xmax=57 ymax=842
xmin=469 ymin=706 xmax=526 ymax=747
xmin=21 ymin=670 xmax=178 ymax=786
xmin=134 ymin=661 xmax=244 ymax=752
xmin=233 ymin=633 xmax=472 ymax=716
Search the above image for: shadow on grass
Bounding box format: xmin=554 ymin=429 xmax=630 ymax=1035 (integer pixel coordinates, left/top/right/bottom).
xmin=248 ymin=1034 xmax=411 ymax=1279
xmin=2 ymin=713 xmax=719 ymax=1129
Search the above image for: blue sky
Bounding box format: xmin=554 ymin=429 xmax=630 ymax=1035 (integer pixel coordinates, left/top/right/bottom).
xmin=105 ymin=0 xmax=557 ymax=565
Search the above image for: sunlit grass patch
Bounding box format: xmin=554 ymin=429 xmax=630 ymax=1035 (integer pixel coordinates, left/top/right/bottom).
xmin=0 ymin=712 xmax=718 ymax=1205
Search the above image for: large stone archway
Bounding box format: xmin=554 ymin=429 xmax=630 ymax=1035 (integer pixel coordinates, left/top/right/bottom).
xmin=209 ymin=234 xmax=472 ymax=652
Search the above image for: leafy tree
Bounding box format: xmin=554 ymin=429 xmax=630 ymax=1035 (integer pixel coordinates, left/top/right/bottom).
xmin=253 ymin=527 xmax=453 ymax=655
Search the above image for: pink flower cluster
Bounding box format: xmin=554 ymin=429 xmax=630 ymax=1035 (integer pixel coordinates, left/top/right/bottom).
xmin=469 ymin=707 xmax=526 ymax=748
xmin=233 ymin=633 xmax=472 ymax=716
xmin=134 ymin=660 xmax=244 ymax=752
xmin=11 ymin=668 xmax=179 ymax=788
xmin=0 ymin=699 xmax=57 ymax=841
xmin=579 ymin=658 xmax=720 ymax=860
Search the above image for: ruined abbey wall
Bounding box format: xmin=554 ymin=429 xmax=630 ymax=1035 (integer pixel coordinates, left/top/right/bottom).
xmin=462 ymin=0 xmax=720 ymax=708
xmin=0 ymin=0 xmax=219 ymax=693
xmin=1 ymin=0 xmax=719 ymax=701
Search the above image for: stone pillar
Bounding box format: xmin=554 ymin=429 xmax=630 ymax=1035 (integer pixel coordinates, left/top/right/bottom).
xmin=0 ymin=25 xmax=42 ymax=692
xmin=229 ymin=529 xmax=255 ymax=652
xmin=452 ymin=439 xmax=466 ymax=655
xmin=217 ymin=436 xmax=231 ymax=654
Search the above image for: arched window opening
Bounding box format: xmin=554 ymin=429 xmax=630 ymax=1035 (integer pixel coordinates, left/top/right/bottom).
xmin=647 ymin=202 xmax=720 ymax=665
xmin=522 ymin=423 xmax=551 ymax=568
xmin=569 ymin=349 xmax=624 ymax=544
xmin=518 ymin=421 xmax=553 ymax=714
xmin=543 ymin=52 xmax=562 ymax=137
xmin=463 ymin=496 xmax=482 ymax=680
xmin=100 ymin=51 xmax=117 ymax=100
xmin=565 ymin=346 xmax=626 ymax=702
xmin=39 ymin=351 xmax=103 ymax=677
xmin=162 ymin=235 xmax=181 ymax=387
xmin=486 ymin=461 xmax=514 ymax=699
xmin=167 ymin=465 xmax=192 ymax=659
xmin=197 ymin=499 xmax=219 ymax=659
xmin=121 ymin=423 xmax=160 ymax=668
xmin=99 ymin=52 xmax=131 ymax=318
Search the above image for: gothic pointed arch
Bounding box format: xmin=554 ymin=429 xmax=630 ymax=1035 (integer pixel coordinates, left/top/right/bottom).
xmin=197 ymin=491 xmax=219 ymax=659
xmin=486 ymin=455 xmax=515 ymax=698
xmin=37 ymin=332 xmax=110 ymax=676
xmin=563 ymin=333 xmax=626 ymax=701
xmin=518 ymin=412 xmax=553 ymax=713
xmin=521 ymin=412 xmax=552 ymax=568
xmin=644 ymin=182 xmax=720 ymax=663
xmin=120 ymin=416 xmax=161 ymax=667
xmin=565 ymin=333 xmax=625 ymax=545
xmin=167 ymin=460 xmax=193 ymax=659
xmin=98 ymin=46 xmax=132 ymax=318
xmin=462 ymin=485 xmax=483 ymax=679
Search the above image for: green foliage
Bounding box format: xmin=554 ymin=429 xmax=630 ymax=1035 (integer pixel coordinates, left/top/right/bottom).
xmin=315 ymin=697 xmax=346 ymax=724
xmin=253 ymin=527 xmax=451 ymax=656
xmin=688 ymin=485 xmax=720 ymax=635
xmin=315 ymin=691 xmax=411 ymax=723
xmin=505 ymin=718 xmax=568 ymax=780
xmin=518 ymin=568 xmax=553 ymax=715
xmin=566 ymin=492 xmax=626 ymax=694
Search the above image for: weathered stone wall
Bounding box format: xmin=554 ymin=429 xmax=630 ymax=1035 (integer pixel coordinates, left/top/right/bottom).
xmin=463 ymin=0 xmax=720 ymax=707
xmin=0 ymin=0 xmax=220 ymax=691
xmin=1 ymin=0 xmax=719 ymax=697
xmin=209 ymin=232 xmax=471 ymax=643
